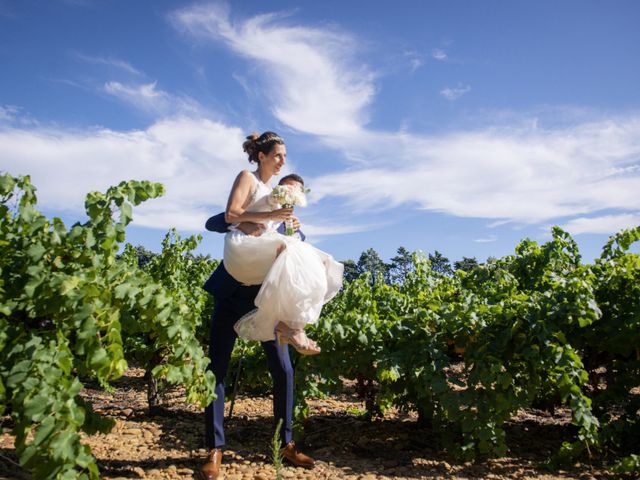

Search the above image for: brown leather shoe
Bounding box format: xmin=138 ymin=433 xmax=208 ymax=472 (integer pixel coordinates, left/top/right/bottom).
xmin=280 ymin=442 xmax=315 ymax=469
xmin=199 ymin=448 xmax=222 ymax=480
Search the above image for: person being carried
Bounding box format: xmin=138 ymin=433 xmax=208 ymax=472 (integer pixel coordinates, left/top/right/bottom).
xmin=200 ymin=132 xmax=317 ymax=480
xmin=223 ymin=168 xmax=341 ymax=354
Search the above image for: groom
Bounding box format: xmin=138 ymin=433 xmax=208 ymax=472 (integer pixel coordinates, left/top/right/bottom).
xmin=199 ymin=174 xmax=314 ymax=480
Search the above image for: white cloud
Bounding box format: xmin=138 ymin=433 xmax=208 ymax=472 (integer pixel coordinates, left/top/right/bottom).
xmin=404 ymin=50 xmax=424 ymax=71
xmin=410 ymin=59 xmax=424 ymax=71
xmin=309 ymin=115 xmax=640 ymax=224
xmin=440 ymin=84 xmax=471 ymax=100
xmin=0 ymin=117 xmax=248 ymax=231
xmin=0 ymin=104 xmax=39 ymax=127
xmin=74 ymin=52 xmax=143 ymax=75
xmin=474 ymin=235 xmax=498 ymax=243
xmin=0 ymin=111 xmax=380 ymax=236
xmin=487 ymin=219 xmax=511 ymax=228
xmin=171 ymin=2 xmax=375 ymax=138
xmin=560 ymin=213 xmax=640 ymax=235
xmin=0 ymin=105 xmax=19 ymax=123
xmin=432 ymin=48 xmax=447 ymax=61
xmin=4 ymin=3 xmax=640 ymax=245
xmin=301 ymin=219 xmax=379 ymax=238
xmin=104 ymin=81 xmax=206 ymax=117
xmin=168 ymin=5 xmax=640 ymax=228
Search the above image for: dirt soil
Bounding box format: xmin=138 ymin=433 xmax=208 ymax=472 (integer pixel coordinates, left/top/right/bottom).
xmin=0 ymin=368 xmax=622 ymax=480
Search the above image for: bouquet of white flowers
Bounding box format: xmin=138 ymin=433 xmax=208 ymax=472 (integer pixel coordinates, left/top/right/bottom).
xmin=269 ymin=184 xmax=308 ymax=208
xmin=268 ymin=184 xmax=308 ymax=235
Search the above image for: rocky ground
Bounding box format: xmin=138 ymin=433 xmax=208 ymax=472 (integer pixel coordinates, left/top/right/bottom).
xmin=0 ymin=368 xmax=623 ymax=479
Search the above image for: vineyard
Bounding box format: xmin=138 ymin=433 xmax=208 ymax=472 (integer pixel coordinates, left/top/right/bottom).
xmin=1 ymin=174 xmax=639 ymax=479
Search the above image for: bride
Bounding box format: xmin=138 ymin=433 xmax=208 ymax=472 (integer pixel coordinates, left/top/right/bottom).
xmin=223 ymin=131 xmax=343 ymax=354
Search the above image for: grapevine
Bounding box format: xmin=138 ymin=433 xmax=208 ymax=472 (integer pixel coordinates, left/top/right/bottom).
xmin=0 ymin=174 xmax=215 ymax=479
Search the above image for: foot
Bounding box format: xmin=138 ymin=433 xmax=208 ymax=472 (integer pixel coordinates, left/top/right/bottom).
xmin=281 ymin=441 xmax=315 ymax=469
xmin=275 ymin=324 xmax=321 ymax=356
xmin=199 ymin=448 xmax=222 ymax=480
xmin=290 ymin=330 xmax=321 ymax=355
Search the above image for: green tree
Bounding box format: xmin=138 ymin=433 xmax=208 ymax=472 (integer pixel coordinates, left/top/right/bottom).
xmin=357 ymin=248 xmax=388 ymax=284
xmin=341 ymin=259 xmax=359 ymax=283
xmin=454 ymin=256 xmax=479 ymax=273
xmin=428 ymin=250 xmax=453 ymax=275
xmin=387 ymin=246 xmax=414 ymax=284
xmin=134 ymin=244 xmax=156 ymax=269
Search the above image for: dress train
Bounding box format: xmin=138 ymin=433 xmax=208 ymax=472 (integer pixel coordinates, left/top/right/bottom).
xmin=234 ymin=235 xmax=343 ymax=342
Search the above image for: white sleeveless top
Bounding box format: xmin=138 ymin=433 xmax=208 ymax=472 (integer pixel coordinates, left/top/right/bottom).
xmin=223 ymin=172 xmax=285 ymax=285
xmin=228 ymin=172 xmax=278 ymax=233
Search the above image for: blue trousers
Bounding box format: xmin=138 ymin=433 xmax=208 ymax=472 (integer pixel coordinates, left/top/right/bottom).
xmin=204 ymin=284 xmax=294 ymax=449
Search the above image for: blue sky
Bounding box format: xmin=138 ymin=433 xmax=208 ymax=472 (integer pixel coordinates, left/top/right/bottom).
xmin=2 ymin=0 xmax=640 ymax=265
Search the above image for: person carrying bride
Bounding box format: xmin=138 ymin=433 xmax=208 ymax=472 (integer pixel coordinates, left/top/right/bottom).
xmin=223 ymin=131 xmax=343 ymax=355
xmin=200 ymin=134 xmax=330 ymax=479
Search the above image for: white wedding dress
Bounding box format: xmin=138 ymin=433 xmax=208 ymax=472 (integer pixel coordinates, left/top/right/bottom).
xmin=224 ymin=172 xmax=344 ymax=342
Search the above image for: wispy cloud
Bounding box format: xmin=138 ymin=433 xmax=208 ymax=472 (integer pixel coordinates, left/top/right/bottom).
xmin=487 ymin=219 xmax=512 ymax=228
xmin=0 ymin=109 xmax=377 ymax=237
xmin=440 ymin=84 xmax=471 ymax=100
xmin=70 ymin=55 xmax=205 ymax=118
xmin=171 ymin=2 xmax=375 ymax=138
xmin=169 ymin=4 xmax=640 ymax=232
xmin=309 ymin=114 xmax=640 ymax=225
xmin=404 ymin=50 xmax=424 ymax=72
xmin=432 ymin=48 xmax=447 ymax=61
xmin=0 ymin=105 xmax=19 ymax=123
xmin=0 ymin=116 xmax=247 ymax=231
xmin=0 ymin=104 xmax=39 ymax=127
xmin=4 ymin=2 xmax=640 ymax=246
xmin=301 ymin=220 xmax=375 ymax=238
xmin=74 ymin=52 xmax=143 ymax=75
xmin=104 ymin=81 xmax=206 ymax=117
xmin=560 ymin=213 xmax=640 ymax=235
xmin=48 ymin=77 xmax=88 ymax=90
xmin=474 ymin=235 xmax=498 ymax=243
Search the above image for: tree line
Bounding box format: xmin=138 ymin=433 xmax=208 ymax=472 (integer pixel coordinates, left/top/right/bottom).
xmin=342 ymin=246 xmax=480 ymax=284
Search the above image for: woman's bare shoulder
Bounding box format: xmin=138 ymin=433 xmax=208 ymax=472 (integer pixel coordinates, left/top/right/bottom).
xmin=237 ymin=169 xmax=255 ymax=180
xmin=233 ymin=169 xmax=255 ymax=184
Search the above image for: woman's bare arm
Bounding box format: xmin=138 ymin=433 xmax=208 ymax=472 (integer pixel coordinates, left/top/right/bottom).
xmin=225 ymin=170 xmax=293 ymax=224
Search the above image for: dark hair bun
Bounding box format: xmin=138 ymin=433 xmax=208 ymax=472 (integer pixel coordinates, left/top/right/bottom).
xmin=242 ymin=132 xmax=259 ymax=162
xmin=242 ymin=131 xmax=284 ymax=164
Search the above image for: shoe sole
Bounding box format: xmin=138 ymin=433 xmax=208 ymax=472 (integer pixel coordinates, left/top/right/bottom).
xmin=282 ymin=457 xmax=315 ymax=469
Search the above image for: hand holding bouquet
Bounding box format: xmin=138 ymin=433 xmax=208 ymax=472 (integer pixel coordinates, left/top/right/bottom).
xmin=269 ymin=184 xmax=308 ymax=235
